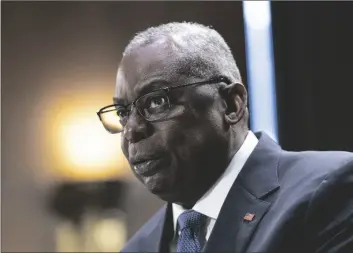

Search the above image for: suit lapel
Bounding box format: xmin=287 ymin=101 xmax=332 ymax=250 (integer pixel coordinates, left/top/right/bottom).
xmin=204 ymin=132 xmax=281 ymax=253
xmin=139 ymin=203 xmax=174 ymax=252
xmin=204 ymin=184 xmax=272 ymax=252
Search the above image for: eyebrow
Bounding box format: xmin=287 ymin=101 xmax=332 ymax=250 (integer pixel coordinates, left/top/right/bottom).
xmin=113 ymin=79 xmax=171 ymax=105
xmin=113 ymin=97 xmax=124 ymax=105
xmin=136 ymin=79 xmax=171 ymax=95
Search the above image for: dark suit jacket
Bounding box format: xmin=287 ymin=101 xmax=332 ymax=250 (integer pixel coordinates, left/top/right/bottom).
xmin=121 ymin=132 xmax=353 ymax=252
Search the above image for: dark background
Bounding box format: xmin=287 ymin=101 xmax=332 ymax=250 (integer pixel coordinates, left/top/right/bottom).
xmin=2 ymin=1 xmax=353 ymax=252
xmin=272 ymin=2 xmax=353 ymax=151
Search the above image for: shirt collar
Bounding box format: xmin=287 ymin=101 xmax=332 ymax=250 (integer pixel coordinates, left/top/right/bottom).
xmin=172 ymin=131 xmax=259 ymax=230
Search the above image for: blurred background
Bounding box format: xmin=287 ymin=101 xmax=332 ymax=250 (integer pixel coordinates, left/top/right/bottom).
xmin=2 ymin=1 xmax=353 ymax=252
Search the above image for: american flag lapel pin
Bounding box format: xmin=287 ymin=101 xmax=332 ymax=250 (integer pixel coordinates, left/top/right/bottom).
xmin=243 ymin=212 xmax=255 ymax=222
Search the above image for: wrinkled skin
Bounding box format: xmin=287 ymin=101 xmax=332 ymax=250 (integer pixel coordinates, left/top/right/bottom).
xmin=114 ymin=39 xmax=247 ymax=207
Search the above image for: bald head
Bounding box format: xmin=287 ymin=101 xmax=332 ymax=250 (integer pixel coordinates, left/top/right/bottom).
xmin=123 ymin=22 xmax=242 ymax=83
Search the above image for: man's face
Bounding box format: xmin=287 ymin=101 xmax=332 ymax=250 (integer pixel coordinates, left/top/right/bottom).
xmin=115 ymin=40 xmax=230 ymax=205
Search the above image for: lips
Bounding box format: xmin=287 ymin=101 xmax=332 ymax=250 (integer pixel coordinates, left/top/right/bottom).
xmin=130 ymin=156 xmax=160 ymax=165
xmin=131 ymin=157 xmax=165 ymax=177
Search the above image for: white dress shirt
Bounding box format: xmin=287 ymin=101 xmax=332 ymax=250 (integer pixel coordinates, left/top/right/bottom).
xmin=171 ymin=131 xmax=258 ymax=248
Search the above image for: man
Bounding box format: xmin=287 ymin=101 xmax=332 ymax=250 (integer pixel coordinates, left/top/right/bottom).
xmin=97 ymin=22 xmax=353 ymax=252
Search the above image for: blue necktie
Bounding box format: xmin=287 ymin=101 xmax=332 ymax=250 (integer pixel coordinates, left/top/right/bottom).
xmin=176 ymin=210 xmax=208 ymax=252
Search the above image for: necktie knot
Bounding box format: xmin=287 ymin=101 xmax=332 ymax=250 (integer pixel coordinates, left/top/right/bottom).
xmin=176 ymin=210 xmax=208 ymax=252
xmin=177 ymin=210 xmax=207 ymax=232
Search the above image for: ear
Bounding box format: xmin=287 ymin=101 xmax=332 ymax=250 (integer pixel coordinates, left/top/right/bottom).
xmin=220 ymin=82 xmax=248 ymax=125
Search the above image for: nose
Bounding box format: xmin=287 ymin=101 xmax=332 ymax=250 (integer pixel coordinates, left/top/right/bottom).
xmin=123 ymin=107 xmax=152 ymax=143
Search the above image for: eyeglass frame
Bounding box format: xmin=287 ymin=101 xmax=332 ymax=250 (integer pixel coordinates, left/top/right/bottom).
xmin=96 ymin=76 xmax=230 ymax=130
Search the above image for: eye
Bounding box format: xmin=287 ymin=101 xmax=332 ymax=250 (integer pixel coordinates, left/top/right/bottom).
xmin=116 ymin=108 xmax=128 ymax=118
xmin=148 ymin=96 xmax=167 ymax=109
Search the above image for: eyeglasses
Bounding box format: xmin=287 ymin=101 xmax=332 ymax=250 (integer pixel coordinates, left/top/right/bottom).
xmin=97 ymin=76 xmax=229 ymax=134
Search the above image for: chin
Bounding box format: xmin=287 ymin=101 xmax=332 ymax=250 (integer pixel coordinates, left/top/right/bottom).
xmin=151 ymin=184 xmax=196 ymax=206
xmin=145 ymin=180 xmax=180 ymax=202
xmin=153 ymin=191 xmax=174 ymax=202
xmin=148 ymin=182 xmax=175 ymax=200
xmin=142 ymin=173 xmax=174 ymax=196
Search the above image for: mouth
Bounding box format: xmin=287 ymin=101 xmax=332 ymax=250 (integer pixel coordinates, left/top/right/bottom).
xmin=131 ymin=157 xmax=166 ymax=177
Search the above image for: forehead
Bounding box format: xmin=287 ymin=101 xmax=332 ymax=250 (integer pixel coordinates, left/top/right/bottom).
xmin=114 ymin=41 xmax=203 ymax=103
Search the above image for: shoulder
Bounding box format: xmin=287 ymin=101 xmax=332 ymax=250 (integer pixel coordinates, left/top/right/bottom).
xmin=274 ymin=150 xmax=353 ymax=222
xmin=301 ymin=153 xmax=353 ymax=213
xmin=302 ymin=156 xmax=353 ymax=251
xmin=120 ymin=205 xmax=167 ymax=252
xmin=275 ymin=151 xmax=353 ymax=250
xmin=278 ymin=149 xmax=353 ymax=186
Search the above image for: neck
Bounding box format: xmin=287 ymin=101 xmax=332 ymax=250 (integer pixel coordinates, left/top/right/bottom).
xmin=227 ymin=127 xmax=248 ymax=162
xmin=176 ymin=127 xmax=249 ymax=208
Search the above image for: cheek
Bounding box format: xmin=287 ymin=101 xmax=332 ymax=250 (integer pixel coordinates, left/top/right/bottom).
xmin=157 ymin=105 xmax=223 ymax=154
xmin=158 ymin=122 xmax=208 ymax=172
xmin=172 ymin=114 xmax=226 ymax=166
xmin=121 ymin=135 xmax=129 ymax=158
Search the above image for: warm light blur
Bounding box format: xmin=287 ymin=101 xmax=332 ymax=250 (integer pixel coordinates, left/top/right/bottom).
xmin=45 ymin=85 xmax=130 ymax=182
xmin=61 ymin=117 xmax=119 ymax=169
